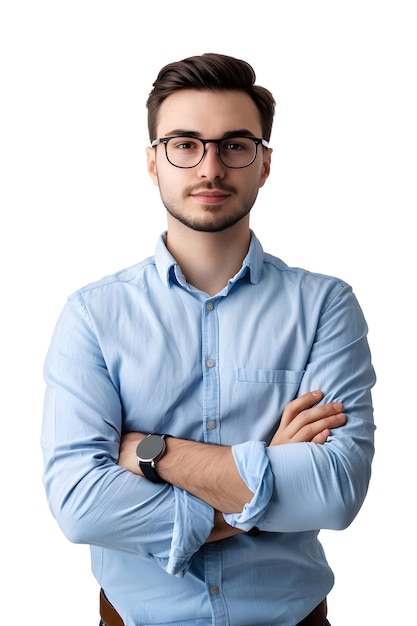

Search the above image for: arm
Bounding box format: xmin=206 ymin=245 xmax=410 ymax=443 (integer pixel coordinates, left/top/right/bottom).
xmin=257 ymin=284 xmax=375 ymax=532
xmin=41 ymin=296 xmax=213 ymax=570
xmin=118 ymin=391 xmax=346 ymax=513
xmin=119 ymin=283 xmax=375 ymax=536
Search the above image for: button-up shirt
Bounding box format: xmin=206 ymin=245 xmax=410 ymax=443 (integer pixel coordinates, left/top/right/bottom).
xmin=41 ymin=231 xmax=376 ymax=625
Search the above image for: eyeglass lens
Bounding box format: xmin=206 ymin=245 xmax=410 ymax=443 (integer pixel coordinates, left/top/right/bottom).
xmin=166 ymin=137 xmax=258 ymax=168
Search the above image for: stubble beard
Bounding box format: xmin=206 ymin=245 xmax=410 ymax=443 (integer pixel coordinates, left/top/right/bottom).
xmin=159 ymin=184 xmax=259 ymax=233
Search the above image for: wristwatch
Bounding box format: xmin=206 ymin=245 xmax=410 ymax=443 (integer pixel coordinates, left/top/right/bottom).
xmin=136 ymin=433 xmax=169 ymax=483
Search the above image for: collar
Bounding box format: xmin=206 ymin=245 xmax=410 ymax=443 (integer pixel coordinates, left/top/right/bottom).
xmin=154 ymin=230 xmax=264 ymax=289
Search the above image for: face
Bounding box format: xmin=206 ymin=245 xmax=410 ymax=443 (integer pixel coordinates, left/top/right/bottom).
xmin=147 ymin=89 xmax=272 ymax=233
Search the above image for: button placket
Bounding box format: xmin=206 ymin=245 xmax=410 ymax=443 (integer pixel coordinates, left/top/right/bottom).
xmin=202 ymin=299 xmax=220 ymax=443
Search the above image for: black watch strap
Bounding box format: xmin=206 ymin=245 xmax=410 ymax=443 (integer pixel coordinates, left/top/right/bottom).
xmin=140 ymin=460 xmax=165 ymax=483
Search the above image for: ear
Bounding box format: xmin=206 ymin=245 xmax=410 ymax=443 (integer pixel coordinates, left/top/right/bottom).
xmin=147 ymin=146 xmax=159 ymax=186
xmin=259 ymin=147 xmax=272 ymax=188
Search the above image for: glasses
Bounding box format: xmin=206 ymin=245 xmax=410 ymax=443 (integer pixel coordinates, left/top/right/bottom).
xmin=151 ymin=135 xmax=269 ymax=169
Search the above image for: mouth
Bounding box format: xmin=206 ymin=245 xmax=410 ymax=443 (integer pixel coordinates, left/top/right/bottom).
xmin=189 ymin=190 xmax=231 ymax=204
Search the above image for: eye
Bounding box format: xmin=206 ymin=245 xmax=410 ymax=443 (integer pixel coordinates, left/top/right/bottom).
xmin=222 ymin=138 xmax=252 ymax=152
xmin=225 ymin=142 xmax=244 ymax=151
xmin=171 ymin=138 xmax=200 ymax=151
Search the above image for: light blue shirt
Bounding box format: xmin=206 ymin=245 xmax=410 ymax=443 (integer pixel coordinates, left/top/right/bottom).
xmin=41 ymin=231 xmax=376 ymax=625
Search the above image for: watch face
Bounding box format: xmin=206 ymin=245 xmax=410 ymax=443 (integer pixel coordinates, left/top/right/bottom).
xmin=136 ymin=434 xmax=165 ymax=462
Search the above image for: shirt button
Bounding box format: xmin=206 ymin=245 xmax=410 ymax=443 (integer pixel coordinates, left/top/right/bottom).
xmin=205 ymin=359 xmax=215 ymax=368
xmin=206 ymin=302 xmax=214 ymax=311
xmin=207 ymin=420 xmax=216 ymax=430
xmin=209 ymin=586 xmax=219 ymax=596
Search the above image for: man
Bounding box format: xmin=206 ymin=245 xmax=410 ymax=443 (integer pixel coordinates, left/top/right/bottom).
xmin=41 ymin=53 xmax=376 ymax=625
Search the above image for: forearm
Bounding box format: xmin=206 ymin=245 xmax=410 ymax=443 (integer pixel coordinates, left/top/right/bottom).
xmin=119 ymin=393 xmax=347 ymax=515
xmin=159 ymin=438 xmax=253 ymax=512
xmin=120 ymin=433 xmax=253 ymax=513
xmin=206 ymin=510 xmax=244 ymax=542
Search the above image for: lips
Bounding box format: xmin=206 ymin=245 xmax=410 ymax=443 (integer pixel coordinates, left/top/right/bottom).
xmin=190 ymin=190 xmax=230 ymax=204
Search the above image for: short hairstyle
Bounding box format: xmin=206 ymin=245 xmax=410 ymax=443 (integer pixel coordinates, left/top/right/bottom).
xmin=146 ymin=53 xmax=276 ymax=142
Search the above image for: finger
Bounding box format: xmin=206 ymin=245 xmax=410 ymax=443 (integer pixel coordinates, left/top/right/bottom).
xmin=296 ymin=401 xmax=344 ymax=429
xmin=280 ymin=390 xmax=324 ymax=427
xmin=281 ymin=401 xmax=344 ymax=442
xmin=295 ymin=412 xmax=346 ymax=442
xmin=311 ymin=429 xmax=330 ymax=444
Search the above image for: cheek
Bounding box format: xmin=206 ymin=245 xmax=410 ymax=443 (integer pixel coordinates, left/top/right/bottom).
xmin=158 ymin=165 xmax=192 ymax=191
xmin=243 ymin=168 xmax=265 ymax=191
xmin=156 ymin=169 xmax=185 ymax=202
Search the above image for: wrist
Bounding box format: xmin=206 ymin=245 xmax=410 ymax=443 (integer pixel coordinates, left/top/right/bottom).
xmin=136 ymin=433 xmax=171 ymax=483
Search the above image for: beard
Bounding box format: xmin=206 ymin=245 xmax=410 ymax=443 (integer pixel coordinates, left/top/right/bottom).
xmin=163 ymin=202 xmax=253 ymax=232
xmin=158 ymin=182 xmax=259 ymax=233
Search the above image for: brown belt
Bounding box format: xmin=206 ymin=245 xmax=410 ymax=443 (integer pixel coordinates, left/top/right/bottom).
xmin=100 ymin=589 xmax=124 ymax=626
xmin=100 ymin=588 xmax=327 ymax=626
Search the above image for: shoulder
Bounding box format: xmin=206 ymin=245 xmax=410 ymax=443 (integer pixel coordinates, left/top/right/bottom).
xmin=250 ymin=233 xmax=348 ymax=297
xmin=263 ymin=251 xmax=349 ymax=292
xmin=69 ymin=256 xmax=156 ymax=299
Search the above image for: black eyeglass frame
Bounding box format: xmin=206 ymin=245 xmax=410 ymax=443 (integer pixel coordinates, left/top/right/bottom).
xmin=151 ymin=135 xmax=269 ymax=169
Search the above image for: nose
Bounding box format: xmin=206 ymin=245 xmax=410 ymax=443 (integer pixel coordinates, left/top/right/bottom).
xmin=196 ymin=142 xmax=225 ymax=179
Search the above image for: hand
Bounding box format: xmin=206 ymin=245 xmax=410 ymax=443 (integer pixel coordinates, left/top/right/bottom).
xmin=269 ymin=390 xmax=346 ymax=446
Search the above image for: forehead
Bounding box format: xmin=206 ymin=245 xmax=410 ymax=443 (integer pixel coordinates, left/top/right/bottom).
xmin=156 ymin=89 xmax=263 ymax=137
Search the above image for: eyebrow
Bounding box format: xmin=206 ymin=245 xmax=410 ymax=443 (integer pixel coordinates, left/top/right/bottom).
xmin=163 ymin=129 xmax=258 ymax=139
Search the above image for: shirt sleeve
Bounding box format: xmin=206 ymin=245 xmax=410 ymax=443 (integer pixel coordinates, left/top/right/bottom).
xmin=166 ymin=488 xmax=214 ymax=577
xmin=41 ymin=295 xmax=212 ymax=577
xmin=226 ymin=283 xmax=376 ymax=533
xmin=223 ymin=441 xmax=273 ymax=530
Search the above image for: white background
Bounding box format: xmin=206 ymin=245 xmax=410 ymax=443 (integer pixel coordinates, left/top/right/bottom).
xmin=1 ymin=1 xmax=416 ymax=624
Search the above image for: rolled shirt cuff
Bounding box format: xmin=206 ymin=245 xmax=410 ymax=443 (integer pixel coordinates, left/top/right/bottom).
xmin=166 ymin=486 xmax=214 ymax=577
xmin=223 ymin=440 xmax=273 ymax=531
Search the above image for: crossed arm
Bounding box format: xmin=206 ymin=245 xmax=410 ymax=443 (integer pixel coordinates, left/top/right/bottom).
xmin=118 ymin=390 xmax=346 ymax=541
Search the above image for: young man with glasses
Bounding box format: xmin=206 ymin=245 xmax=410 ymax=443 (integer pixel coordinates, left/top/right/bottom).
xmin=41 ymin=53 xmax=376 ymax=626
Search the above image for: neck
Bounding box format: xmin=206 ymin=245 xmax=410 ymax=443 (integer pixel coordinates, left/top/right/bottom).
xmin=165 ymin=219 xmax=251 ymax=296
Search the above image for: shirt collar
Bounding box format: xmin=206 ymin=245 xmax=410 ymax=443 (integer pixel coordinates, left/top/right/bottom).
xmin=154 ymin=230 xmax=264 ymax=288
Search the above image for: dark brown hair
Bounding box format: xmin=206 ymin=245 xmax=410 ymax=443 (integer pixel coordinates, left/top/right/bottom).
xmin=146 ymin=53 xmax=276 ymax=142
